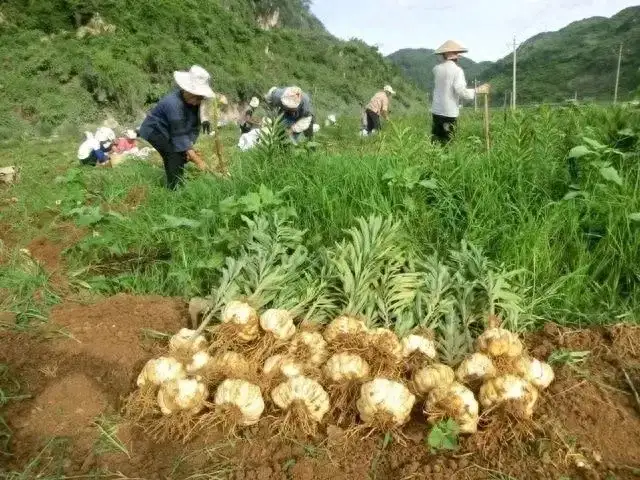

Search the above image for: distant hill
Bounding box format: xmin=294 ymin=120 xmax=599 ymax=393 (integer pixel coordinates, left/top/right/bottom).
xmin=388 ymin=6 xmax=640 ymax=104
xmin=0 ymin=0 xmax=424 ymax=139
xmin=387 ymin=48 xmax=491 ymax=93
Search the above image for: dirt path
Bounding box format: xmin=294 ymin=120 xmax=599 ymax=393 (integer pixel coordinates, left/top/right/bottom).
xmin=1 ymin=295 xmax=640 ymax=479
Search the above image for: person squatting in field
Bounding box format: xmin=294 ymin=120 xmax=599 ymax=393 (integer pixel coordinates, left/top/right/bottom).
xmin=138 ymin=65 xmax=212 ymax=189
xmin=364 ymin=85 xmax=395 ymax=135
xmin=431 ymin=40 xmax=490 ymax=144
xmin=264 ymin=86 xmax=315 ymax=144
xmin=239 ymin=97 xmax=262 ymax=134
xmin=77 ymin=127 xmax=116 ymax=167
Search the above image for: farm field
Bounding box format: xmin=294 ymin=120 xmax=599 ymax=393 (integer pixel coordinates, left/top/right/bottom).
xmin=1 ymin=106 xmax=640 ymax=479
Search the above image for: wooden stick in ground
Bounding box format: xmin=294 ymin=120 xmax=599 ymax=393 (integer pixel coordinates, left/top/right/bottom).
xmin=210 ymin=98 xmax=228 ymax=176
xmin=483 ymin=93 xmax=491 ymax=152
xmin=622 ymin=369 xmax=640 ymax=413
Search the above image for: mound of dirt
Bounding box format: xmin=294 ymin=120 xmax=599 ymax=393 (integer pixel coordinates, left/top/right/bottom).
xmin=16 ymin=373 xmax=108 ymax=454
xmin=49 ymin=294 xmax=187 ymax=373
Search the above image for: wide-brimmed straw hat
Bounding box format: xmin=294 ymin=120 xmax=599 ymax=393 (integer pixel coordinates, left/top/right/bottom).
xmin=384 ymin=85 xmax=396 ymax=95
xmin=249 ymin=97 xmax=260 ymax=109
xmin=174 ymin=65 xmax=214 ymax=98
xmin=435 ymin=40 xmax=468 ymax=54
xmin=281 ymin=86 xmax=303 ymax=109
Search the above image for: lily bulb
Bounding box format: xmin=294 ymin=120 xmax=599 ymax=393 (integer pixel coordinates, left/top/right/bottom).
xmin=426 ymin=382 xmax=479 ymax=434
xmin=357 ymin=379 xmax=416 ymax=427
xmin=412 ymin=363 xmax=455 ymax=395
xmin=289 ymin=331 xmax=328 ymax=366
xmin=221 ymin=301 xmax=260 ymax=341
xmin=456 ymin=353 xmax=496 ymax=385
xmin=214 ymin=379 xmax=265 ymax=426
xmin=210 ymin=351 xmax=251 ymax=378
xmin=169 ymin=328 xmax=208 ymax=356
xmin=263 ymin=355 xmax=304 ymax=378
xmin=479 ymin=374 xmax=540 ymax=418
xmin=259 ymin=309 xmax=296 ymax=341
xmin=476 ymin=326 xmax=523 ymax=358
xmin=137 ymin=357 xmax=185 ymax=387
xmin=368 ymin=328 xmax=403 ymax=359
xmin=516 ymin=357 xmax=555 ymax=390
xmin=401 ymin=334 xmax=437 ymax=360
xmin=323 ymin=316 xmax=368 ymax=343
xmin=157 ymin=378 xmax=208 ymax=415
xmin=324 ymin=353 xmax=370 ymax=382
xmin=187 ymin=351 xmax=211 ymax=374
xmin=271 ymin=376 xmax=330 ymax=422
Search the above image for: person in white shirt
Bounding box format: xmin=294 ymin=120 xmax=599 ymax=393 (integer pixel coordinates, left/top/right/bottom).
xmin=431 ymin=40 xmax=489 ymax=144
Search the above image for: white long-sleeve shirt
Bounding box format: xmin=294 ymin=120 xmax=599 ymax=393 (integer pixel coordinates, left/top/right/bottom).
xmin=431 ymin=60 xmax=475 ymax=118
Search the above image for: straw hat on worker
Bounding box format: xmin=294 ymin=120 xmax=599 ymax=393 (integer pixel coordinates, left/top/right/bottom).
xmin=435 ymin=40 xmax=468 ymax=60
xmin=174 ymin=65 xmax=214 ymax=98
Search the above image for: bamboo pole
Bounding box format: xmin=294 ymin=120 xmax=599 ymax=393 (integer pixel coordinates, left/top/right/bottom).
xmin=483 ymin=93 xmax=491 ymax=152
xmin=210 ymin=97 xmax=228 ymax=176
xmin=614 ymin=43 xmax=623 ymax=105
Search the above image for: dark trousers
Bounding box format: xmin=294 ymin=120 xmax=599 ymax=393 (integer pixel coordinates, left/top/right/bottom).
xmin=365 ymin=109 xmax=381 ymax=133
xmin=145 ymin=131 xmax=187 ymax=190
xmin=431 ymin=114 xmax=457 ymax=144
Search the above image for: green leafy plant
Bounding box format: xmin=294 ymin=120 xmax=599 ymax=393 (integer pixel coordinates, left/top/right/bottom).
xmin=427 ymin=419 xmax=460 ymax=452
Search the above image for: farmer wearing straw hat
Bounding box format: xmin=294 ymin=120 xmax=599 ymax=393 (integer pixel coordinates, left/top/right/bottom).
xmin=431 ymin=40 xmax=489 ymax=144
xmin=139 ymin=65 xmax=212 ymax=189
xmin=364 ymin=85 xmax=395 ymax=135
xmin=239 ymin=97 xmax=262 ymax=134
xmin=264 ymin=86 xmax=315 ymax=143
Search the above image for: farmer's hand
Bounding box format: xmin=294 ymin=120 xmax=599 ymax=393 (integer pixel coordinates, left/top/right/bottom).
xmin=201 ymin=121 xmax=211 ymax=135
xmin=186 ymin=149 xmax=207 ymax=171
xmin=476 ymin=83 xmax=491 ymax=95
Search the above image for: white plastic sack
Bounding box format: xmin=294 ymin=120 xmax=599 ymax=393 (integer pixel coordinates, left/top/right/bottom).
xmin=77 ymin=132 xmax=101 ymax=160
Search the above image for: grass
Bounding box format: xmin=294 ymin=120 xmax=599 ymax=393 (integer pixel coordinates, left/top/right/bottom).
xmin=0 ymin=104 xmax=639 ymax=333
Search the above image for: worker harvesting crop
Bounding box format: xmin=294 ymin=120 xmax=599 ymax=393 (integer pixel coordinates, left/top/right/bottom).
xmin=139 ymin=65 xmax=211 ymax=189
xmin=264 ymin=86 xmax=314 ymax=143
xmin=431 ymin=40 xmax=490 ymax=144
xmin=239 ymin=97 xmax=262 ymax=134
xmin=364 ymin=85 xmax=395 ymax=135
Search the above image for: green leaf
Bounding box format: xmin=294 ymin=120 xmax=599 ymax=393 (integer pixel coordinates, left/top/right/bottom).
xmin=628 ymin=213 xmax=640 ymax=222
xmin=598 ymin=166 xmax=623 ymax=186
xmin=160 ymin=215 xmax=201 ymax=229
xmin=568 ymin=145 xmax=592 ymax=159
xmin=419 ymin=178 xmax=438 ymax=190
xmin=582 ymin=137 xmax=606 ymax=150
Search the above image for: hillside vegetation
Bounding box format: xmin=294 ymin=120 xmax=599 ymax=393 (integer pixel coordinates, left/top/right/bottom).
xmin=388 ymin=6 xmax=640 ymax=105
xmin=0 ymin=0 xmax=424 ymax=139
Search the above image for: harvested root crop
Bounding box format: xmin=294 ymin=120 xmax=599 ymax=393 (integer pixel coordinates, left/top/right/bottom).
xmin=425 ymin=382 xmax=479 ymax=434
xmin=212 ymin=379 xmax=265 ymax=428
xmin=361 ymin=328 xmax=403 ymax=378
xmin=456 ymin=353 xmax=496 ymax=386
xmin=479 ymin=374 xmax=539 ymax=418
xmin=402 ymin=333 xmax=437 ymax=360
xmin=412 ymin=363 xmax=455 ymax=396
xmin=199 ymin=351 xmax=254 ymax=385
xmin=137 ymin=357 xmax=185 ymax=387
xmin=218 ymin=301 xmax=261 ymax=342
xmin=260 ymin=309 xmax=296 ymax=341
xmin=186 ymin=351 xmax=211 ymax=375
xmin=263 ymin=354 xmax=304 ymax=378
xmin=515 ymin=357 xmax=555 ymax=390
xmin=289 ymin=331 xmax=328 ymax=366
xmin=157 ymin=378 xmax=209 ymax=415
xmin=357 ymin=379 xmax=415 ymax=429
xmin=271 ymin=376 xmax=330 ymax=435
xmin=324 ymin=353 xmax=371 ymax=425
xmin=169 ymin=328 xmax=208 ymax=360
xmin=323 ymin=316 xmax=369 ymax=347
xmin=476 ymin=318 xmax=523 ymax=358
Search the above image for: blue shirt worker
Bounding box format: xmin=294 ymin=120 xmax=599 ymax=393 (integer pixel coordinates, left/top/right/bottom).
xmin=77 ymin=127 xmax=115 ymax=167
xmin=139 ymin=65 xmax=212 ymax=189
xmin=264 ymin=86 xmax=314 ymax=143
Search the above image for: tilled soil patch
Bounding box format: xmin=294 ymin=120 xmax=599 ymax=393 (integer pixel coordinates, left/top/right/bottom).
xmin=1 ymin=299 xmax=640 ymax=480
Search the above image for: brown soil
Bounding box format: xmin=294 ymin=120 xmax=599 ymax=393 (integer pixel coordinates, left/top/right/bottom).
xmin=2 ymin=304 xmax=640 ymax=480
